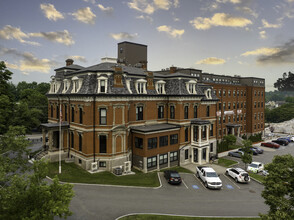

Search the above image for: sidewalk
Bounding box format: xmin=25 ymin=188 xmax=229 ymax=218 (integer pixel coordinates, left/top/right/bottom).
xmin=182 ymin=162 xmax=227 ymax=174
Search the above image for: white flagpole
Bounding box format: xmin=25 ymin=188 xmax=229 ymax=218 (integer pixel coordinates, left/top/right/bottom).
xmin=59 ymin=104 xmax=62 ymax=174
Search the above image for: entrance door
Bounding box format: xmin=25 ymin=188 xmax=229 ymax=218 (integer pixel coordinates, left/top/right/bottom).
xmin=193 ymin=148 xmax=198 ymax=163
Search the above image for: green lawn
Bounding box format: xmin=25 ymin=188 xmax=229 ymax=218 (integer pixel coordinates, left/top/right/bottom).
xmin=228 ymin=145 xmax=242 ymax=150
xmin=249 ymin=172 xmax=266 ymax=184
xmin=120 ymin=214 xmax=260 ymax=220
xmin=217 ymin=158 xmax=238 ymax=168
xmin=47 ymin=162 xmax=160 ymax=187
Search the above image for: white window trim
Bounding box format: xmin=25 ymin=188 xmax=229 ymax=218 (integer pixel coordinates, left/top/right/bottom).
xmin=205 ymin=89 xmax=212 ymax=99
xmin=186 ymin=80 xmax=197 ymax=94
xmin=135 ymin=79 xmax=147 ymax=94
xmin=72 ymin=76 xmax=82 ymax=93
xmin=62 ymin=79 xmax=70 ymax=93
xmin=49 ymin=78 xmax=61 ymax=94
xmin=155 ymin=80 xmax=166 ymax=94
xmin=97 ymin=76 xmax=108 ymax=94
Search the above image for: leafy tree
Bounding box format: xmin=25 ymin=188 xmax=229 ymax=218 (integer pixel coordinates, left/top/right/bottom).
xmin=13 ymin=101 xmax=42 ymax=133
xmin=0 ymin=126 xmax=30 ymax=182
xmin=223 ymin=134 xmax=237 ymax=146
xmin=0 ymin=95 xmax=14 ymax=134
xmin=36 ymin=82 xmax=50 ymax=95
xmin=260 ymin=154 xmax=294 ymax=219
xmin=265 ymin=103 xmax=294 ymax=123
xmin=285 ymin=97 xmax=294 ymax=103
xmin=274 ymin=71 xmax=294 ymax=91
xmin=241 ymin=139 xmax=253 ymax=170
xmin=0 ymin=61 xmax=13 ymax=98
xmin=0 ymin=126 xmax=74 ymax=219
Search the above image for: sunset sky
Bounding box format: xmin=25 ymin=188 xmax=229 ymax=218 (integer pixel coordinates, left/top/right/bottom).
xmin=0 ymin=0 xmax=294 ymax=91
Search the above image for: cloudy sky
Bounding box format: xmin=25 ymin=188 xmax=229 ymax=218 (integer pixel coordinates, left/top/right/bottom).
xmin=1 ymin=0 xmax=294 ymax=91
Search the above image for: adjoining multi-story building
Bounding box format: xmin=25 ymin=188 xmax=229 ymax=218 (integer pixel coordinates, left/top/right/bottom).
xmin=42 ymin=42 xmax=264 ymax=173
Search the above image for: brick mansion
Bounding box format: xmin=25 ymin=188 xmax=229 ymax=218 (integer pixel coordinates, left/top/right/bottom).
xmin=42 ymin=42 xmax=265 ymax=173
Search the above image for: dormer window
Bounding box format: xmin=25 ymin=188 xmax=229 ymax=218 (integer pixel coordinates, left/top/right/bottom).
xmin=155 ymin=80 xmax=166 ymax=94
xmin=101 ymin=80 xmax=105 ymax=92
xmin=62 ymin=79 xmax=70 ymax=93
xmin=49 ymin=77 xmax=61 ymax=94
xmin=186 ymin=80 xmax=197 ymax=94
xmin=205 ymin=89 xmax=212 ymax=99
xmin=72 ymin=76 xmax=82 ymax=93
xmin=97 ymin=76 xmax=108 ymax=93
xmin=135 ymin=79 xmax=147 ymax=94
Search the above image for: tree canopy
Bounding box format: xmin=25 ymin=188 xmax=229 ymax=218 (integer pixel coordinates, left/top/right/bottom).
xmin=0 ymin=61 xmax=50 ymax=134
xmin=241 ymin=139 xmax=253 ymax=170
xmin=274 ymin=71 xmax=294 ymax=91
xmin=261 ymin=154 xmax=294 ymax=219
xmin=0 ymin=126 xmax=74 ymax=219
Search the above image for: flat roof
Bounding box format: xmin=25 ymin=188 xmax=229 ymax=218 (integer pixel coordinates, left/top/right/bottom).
xmin=191 ymin=119 xmax=210 ymax=125
xmin=41 ymin=122 xmax=69 ymax=129
xmin=131 ymin=123 xmax=180 ymax=133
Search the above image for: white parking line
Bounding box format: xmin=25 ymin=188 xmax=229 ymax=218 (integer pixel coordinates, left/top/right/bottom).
xmin=193 ymin=174 xmax=207 ymax=190
xmin=223 ymin=174 xmax=241 ymax=189
xmin=182 ymin=179 xmax=188 ymax=189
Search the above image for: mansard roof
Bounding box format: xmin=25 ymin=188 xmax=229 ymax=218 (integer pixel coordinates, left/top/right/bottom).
xmin=48 ymin=61 xmax=219 ymax=101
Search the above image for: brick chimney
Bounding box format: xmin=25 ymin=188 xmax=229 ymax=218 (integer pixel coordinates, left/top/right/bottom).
xmin=146 ymin=72 xmax=154 ymax=90
xmin=170 ymin=66 xmax=177 ymax=73
xmin=113 ymin=66 xmax=124 ymax=88
xmin=66 ymin=59 xmax=74 ymax=66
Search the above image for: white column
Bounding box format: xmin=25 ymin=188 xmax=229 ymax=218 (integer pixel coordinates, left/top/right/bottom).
xmin=168 ymin=152 xmax=170 ymax=167
xmin=198 ymin=148 xmax=202 ymax=165
xmin=143 ymin=157 xmax=147 ymax=173
xmin=191 ymin=148 xmax=194 ymax=163
xmin=198 ymin=126 xmax=201 ymax=144
xmin=157 ymin=154 xmax=160 ymax=170
xmin=191 ymin=126 xmax=194 ymax=143
xmin=206 ymin=125 xmax=209 ymax=142
xmin=206 ymin=147 xmax=209 ymax=162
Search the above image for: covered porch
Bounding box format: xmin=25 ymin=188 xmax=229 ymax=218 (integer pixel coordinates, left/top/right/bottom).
xmin=40 ymin=122 xmax=69 ymax=161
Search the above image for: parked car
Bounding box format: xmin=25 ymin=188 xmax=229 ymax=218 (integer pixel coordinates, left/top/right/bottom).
xmin=163 ymin=170 xmax=182 ymax=185
xmin=287 ymin=136 xmax=294 ymax=142
xmin=247 ymin=162 xmax=264 ymax=173
xmin=278 ymin=137 xmax=291 ymax=143
xmin=239 ymin=148 xmax=259 ymax=155
xmin=228 ymin=151 xmax=244 ymax=158
xmin=196 ymin=166 xmax=222 ymax=189
xmin=260 ymin=142 xmax=280 ymax=149
xmin=262 ymin=170 xmax=269 ymax=176
xmin=272 ymin=139 xmax=289 ymax=146
xmin=225 ymin=168 xmax=250 ymax=183
xmin=252 ymin=146 xmax=264 ymax=154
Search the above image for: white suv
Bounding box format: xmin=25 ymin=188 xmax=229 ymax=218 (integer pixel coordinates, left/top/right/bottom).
xmin=226 ymin=168 xmax=250 ymax=183
xmin=247 ymin=162 xmax=264 ymax=173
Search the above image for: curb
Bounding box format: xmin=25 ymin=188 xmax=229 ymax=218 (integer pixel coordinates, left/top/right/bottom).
xmin=115 ymin=213 xmax=261 ymax=220
xmin=46 ymin=173 xmax=163 ymax=190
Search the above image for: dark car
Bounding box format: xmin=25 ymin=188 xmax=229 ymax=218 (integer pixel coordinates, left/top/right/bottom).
xmin=278 ymin=137 xmax=291 ymax=143
xmin=163 ymin=170 xmax=182 ymax=185
xmin=252 ymin=146 xmax=264 ymax=154
xmin=239 ymin=148 xmax=259 ymax=155
xmin=272 ymin=139 xmax=289 ymax=146
xmin=260 ymin=142 xmax=280 ymax=149
xmin=228 ymin=151 xmax=244 ymax=158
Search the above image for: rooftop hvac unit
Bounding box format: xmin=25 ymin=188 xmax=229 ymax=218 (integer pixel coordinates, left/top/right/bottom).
xmin=113 ymin=167 xmax=123 ymax=175
xmin=91 ymin=162 xmax=98 ymax=172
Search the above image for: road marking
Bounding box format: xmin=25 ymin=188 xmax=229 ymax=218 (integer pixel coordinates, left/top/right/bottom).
xmin=223 ymin=174 xmax=241 ymax=189
xmin=226 ymin=185 xmax=234 ymax=189
xmin=192 ymin=185 xmax=199 ymax=189
xmin=182 ymin=180 xmax=188 ymax=189
xmin=193 ymin=174 xmax=207 ymax=190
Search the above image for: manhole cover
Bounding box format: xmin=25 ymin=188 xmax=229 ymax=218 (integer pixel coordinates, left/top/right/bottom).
xmin=249 ymin=189 xmax=256 ymax=193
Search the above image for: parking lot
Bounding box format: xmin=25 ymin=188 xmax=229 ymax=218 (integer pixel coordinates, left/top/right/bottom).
xmin=159 ymin=172 xmax=264 ymax=193
xmin=160 ymin=140 xmax=294 ymax=194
